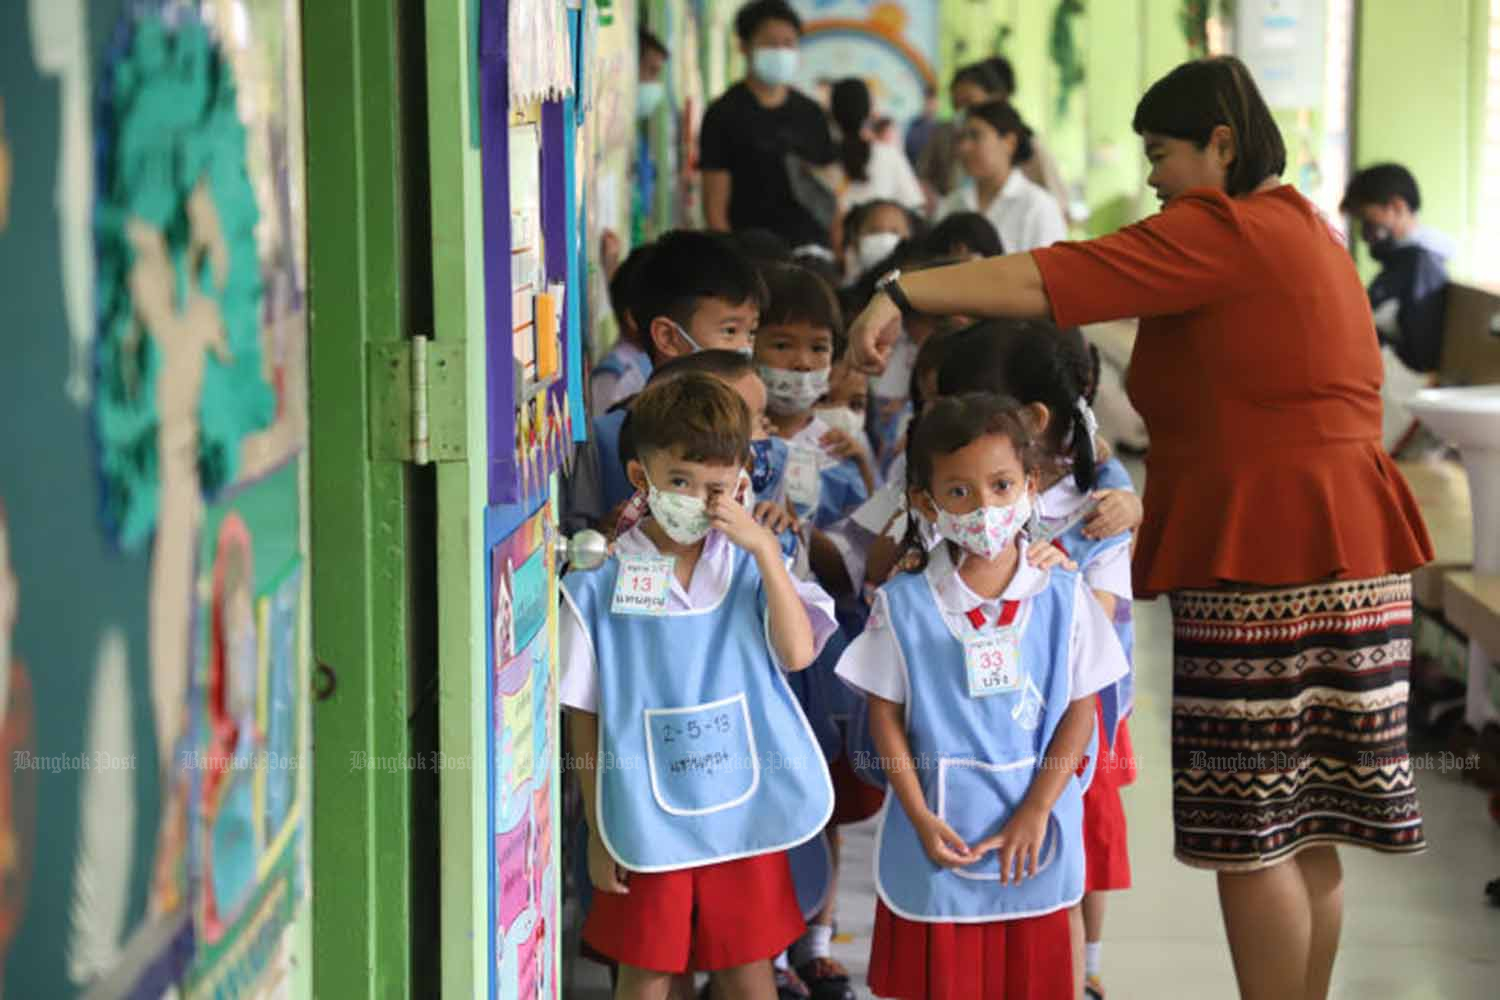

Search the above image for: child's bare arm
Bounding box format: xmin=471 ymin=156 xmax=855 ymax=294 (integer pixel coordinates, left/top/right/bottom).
xmin=870 ymin=695 xmax=974 ymax=868
xmin=569 ymin=709 xmax=629 ymax=893
xmin=807 ymin=528 xmax=853 ymax=598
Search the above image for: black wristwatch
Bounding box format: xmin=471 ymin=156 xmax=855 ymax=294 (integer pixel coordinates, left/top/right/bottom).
xmin=875 ymin=269 xmax=917 ymax=318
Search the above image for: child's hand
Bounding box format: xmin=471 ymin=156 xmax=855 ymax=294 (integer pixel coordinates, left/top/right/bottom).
xmin=1084 ymin=489 xmax=1142 ymax=540
xmin=753 ymin=499 xmax=798 ymax=536
xmin=1025 ymin=538 xmax=1077 ymax=572
xmin=588 ymin=831 xmax=629 ymax=894
xmin=819 ymin=428 xmax=867 ymax=463
xmin=708 ymin=490 xmax=776 ymax=557
xmin=914 ymin=811 xmax=975 ymax=869
xmin=973 ymin=802 xmax=1050 ymax=884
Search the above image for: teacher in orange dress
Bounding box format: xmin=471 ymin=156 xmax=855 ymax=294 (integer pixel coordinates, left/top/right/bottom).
xmin=846 ymin=57 xmax=1433 ymax=1000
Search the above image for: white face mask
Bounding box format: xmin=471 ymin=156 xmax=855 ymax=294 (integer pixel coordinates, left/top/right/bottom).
xmin=817 ymin=405 xmax=866 ymax=443
xmin=637 ymin=81 xmax=666 ymax=119
xmin=758 ymin=364 xmax=830 ymax=415
xmin=932 ymin=492 xmax=1032 ymax=562
xmin=751 ymin=46 xmax=799 ymax=88
xmin=854 ymin=232 xmax=903 ymax=274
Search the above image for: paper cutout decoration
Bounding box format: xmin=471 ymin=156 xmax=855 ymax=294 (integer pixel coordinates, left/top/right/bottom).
xmin=507 ymin=0 xmax=575 ymax=108
xmin=93 ymin=11 xmax=274 ymax=552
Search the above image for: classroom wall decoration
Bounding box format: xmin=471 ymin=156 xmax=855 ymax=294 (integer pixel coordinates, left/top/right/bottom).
xmin=791 ymin=0 xmax=939 ymax=124
xmin=0 ymin=1 xmax=311 ymax=995
xmin=488 ymin=504 xmax=560 ymax=1000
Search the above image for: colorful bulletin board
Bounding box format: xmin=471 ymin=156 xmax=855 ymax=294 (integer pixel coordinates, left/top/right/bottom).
xmin=792 ymin=0 xmax=939 ymax=124
xmin=0 ymin=1 xmax=310 ymax=995
xmin=479 ymin=0 xmax=583 ymax=508
xmin=487 ymin=502 xmax=560 ymax=1000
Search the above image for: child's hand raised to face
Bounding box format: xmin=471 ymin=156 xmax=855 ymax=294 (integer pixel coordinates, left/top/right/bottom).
xmin=707 ymin=487 xmax=778 ymax=557
xmin=1083 ymin=489 xmax=1143 ymax=540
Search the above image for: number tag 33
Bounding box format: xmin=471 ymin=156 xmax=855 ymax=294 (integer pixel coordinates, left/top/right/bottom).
xmin=611 ymin=554 xmax=675 ymax=615
xmin=965 ymin=629 xmax=1022 ymax=698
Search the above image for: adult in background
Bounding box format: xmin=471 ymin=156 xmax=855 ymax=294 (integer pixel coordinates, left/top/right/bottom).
xmin=918 ymin=58 xmax=1071 ymax=218
xmin=937 ymin=100 xmax=1067 ymax=253
xmin=847 ymin=56 xmax=1433 ymax=1000
xmin=1341 ymin=163 xmax=1455 ymax=455
xmin=701 ymin=1 xmax=836 ymax=252
xmin=826 ymin=78 xmax=924 ymax=263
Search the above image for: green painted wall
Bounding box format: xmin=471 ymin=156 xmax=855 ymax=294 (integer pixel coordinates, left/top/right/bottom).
xmin=1354 ymin=0 xmax=1487 ymax=279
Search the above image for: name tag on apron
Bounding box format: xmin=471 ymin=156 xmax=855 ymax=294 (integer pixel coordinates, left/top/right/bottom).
xmin=611 ymin=554 xmax=674 ymax=615
xmin=965 ymin=629 xmax=1022 ymax=698
xmin=785 ymin=445 xmax=822 ymax=511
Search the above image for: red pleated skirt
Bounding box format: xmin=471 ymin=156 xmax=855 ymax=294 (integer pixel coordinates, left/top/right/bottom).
xmin=867 ymin=901 xmax=1073 ymax=1000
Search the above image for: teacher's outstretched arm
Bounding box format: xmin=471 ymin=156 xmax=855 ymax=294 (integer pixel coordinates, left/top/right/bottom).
xmin=847 ymin=252 xmax=1053 ymax=374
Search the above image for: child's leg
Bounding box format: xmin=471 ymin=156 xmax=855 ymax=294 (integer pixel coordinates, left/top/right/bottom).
xmin=709 ymin=958 xmax=776 ymax=1000
xmin=1068 ymin=904 xmax=1085 ymax=997
xmin=1216 ymin=858 xmax=1314 ymax=1000
xmin=1083 ymin=892 xmax=1107 ymax=994
xmin=615 ymin=964 xmax=676 ymax=1000
xmin=1296 ymin=846 xmax=1344 ymax=1000
xmin=665 ymin=973 xmax=697 ymax=1000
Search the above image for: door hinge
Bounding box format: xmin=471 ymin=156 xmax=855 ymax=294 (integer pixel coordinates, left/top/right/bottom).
xmin=369 ymin=335 xmax=467 ymax=463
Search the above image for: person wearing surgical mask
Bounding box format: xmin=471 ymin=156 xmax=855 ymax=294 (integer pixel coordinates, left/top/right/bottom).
xmin=636 ymin=28 xmax=670 ymax=121
xmin=700 ymin=2 xmax=836 ymax=250
xmin=840 ymin=199 xmax=917 ymax=286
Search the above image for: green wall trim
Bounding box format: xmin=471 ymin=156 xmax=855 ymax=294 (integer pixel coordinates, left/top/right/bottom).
xmin=303 ymin=0 xmax=413 ymax=995
xmin=424 ymin=0 xmax=491 ymax=996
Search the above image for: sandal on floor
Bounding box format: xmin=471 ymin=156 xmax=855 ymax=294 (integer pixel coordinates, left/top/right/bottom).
xmin=1084 ymin=973 xmax=1106 ymax=1000
xmin=795 ymin=958 xmax=855 ymax=1000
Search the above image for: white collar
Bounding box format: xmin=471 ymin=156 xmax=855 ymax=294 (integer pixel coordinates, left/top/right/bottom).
xmin=614 ymin=523 xmax=729 ymax=562
xmin=923 ymin=539 xmax=1047 ymax=613
xmin=1037 ymin=475 xmax=1092 ymax=521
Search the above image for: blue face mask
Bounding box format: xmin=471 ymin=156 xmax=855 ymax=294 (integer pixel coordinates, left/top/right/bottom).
xmin=751 ymin=46 xmax=799 ymax=88
xmin=749 ymin=437 xmax=790 ymax=498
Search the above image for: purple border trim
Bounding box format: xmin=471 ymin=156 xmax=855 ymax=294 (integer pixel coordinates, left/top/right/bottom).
xmin=479 ymin=0 xmax=518 ymax=503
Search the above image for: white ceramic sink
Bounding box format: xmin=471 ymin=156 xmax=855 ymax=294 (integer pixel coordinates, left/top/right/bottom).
xmin=1408 ymin=385 xmax=1500 ymax=724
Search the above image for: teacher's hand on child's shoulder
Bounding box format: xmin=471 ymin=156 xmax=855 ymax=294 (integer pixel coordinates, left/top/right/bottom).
xmin=1083 ymin=489 xmax=1143 ymax=541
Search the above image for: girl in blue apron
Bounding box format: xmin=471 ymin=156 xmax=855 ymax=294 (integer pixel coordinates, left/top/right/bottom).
xmin=835 ymin=393 xmax=1128 ymax=1000
xmin=937 ymin=321 xmax=1145 ymax=999
xmin=560 ymin=374 xmax=836 ymax=998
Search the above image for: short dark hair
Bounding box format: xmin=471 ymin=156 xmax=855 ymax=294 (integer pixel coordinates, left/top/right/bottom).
xmin=735 ymin=0 xmax=801 ymax=42
xmin=966 ymin=100 xmax=1035 ymax=166
xmin=951 ymin=61 xmax=1004 ymax=96
xmin=1342 ymin=163 xmax=1422 ymax=214
xmin=983 ymin=57 xmax=1017 ymax=97
xmin=608 ymin=242 xmax=656 ymax=340
xmin=650 ymin=348 xmax=756 ymax=385
xmin=759 ymin=261 xmax=846 ymax=358
xmin=633 ymin=230 xmax=768 ymax=361
xmin=901 ymin=392 xmax=1037 ymax=571
xmin=629 ymin=372 xmax=751 ymax=467
xmin=728 ymin=227 xmax=794 ymax=264
xmin=639 ymin=28 xmax=669 ymax=61
xmin=925 ymin=211 xmax=1004 ymax=258
xmin=937 ymin=319 xmax=1100 ymax=492
xmin=1132 ymin=56 xmax=1286 ymax=197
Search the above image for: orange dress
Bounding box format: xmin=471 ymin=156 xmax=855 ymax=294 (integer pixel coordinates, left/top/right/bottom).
xmin=1032 ymin=186 xmax=1433 ymax=598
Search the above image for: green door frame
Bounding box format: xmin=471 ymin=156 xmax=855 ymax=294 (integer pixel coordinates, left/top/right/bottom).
xmin=303 ymin=2 xmax=414 ymax=995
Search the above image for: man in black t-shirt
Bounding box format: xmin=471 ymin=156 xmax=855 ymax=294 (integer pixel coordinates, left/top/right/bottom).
xmin=700 ymin=1 xmax=835 ymax=250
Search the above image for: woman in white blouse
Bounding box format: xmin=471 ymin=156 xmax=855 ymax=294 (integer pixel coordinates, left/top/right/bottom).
xmin=937 ymin=100 xmax=1067 ymax=253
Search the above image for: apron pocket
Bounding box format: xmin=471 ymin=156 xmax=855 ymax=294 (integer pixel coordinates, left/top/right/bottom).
xmin=938 ymin=755 xmax=1061 ymax=881
xmin=645 ymin=693 xmax=759 ymax=815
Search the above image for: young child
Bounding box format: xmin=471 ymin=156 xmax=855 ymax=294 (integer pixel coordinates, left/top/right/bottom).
xmin=573 ymin=231 xmax=767 ymax=528
xmin=561 ymin=373 xmax=837 ymax=1000
xmin=814 ymin=355 xmax=871 ymax=458
xmin=840 ymin=199 xmax=922 ymax=285
xmin=938 ymin=321 xmax=1144 ymax=1000
xmin=754 ymin=261 xmax=871 ymax=527
xmin=835 ymin=392 xmax=1128 ymax=1000
xmin=923 ymin=210 xmax=1004 ymax=260
xmin=590 ymin=242 xmax=657 ymax=419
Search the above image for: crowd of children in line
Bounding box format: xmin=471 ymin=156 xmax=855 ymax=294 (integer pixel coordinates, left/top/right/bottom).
xmin=558 ymin=213 xmax=1147 ymax=1000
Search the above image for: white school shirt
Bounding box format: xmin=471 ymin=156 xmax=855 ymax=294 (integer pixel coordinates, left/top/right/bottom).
xmin=835 ymin=543 xmax=1127 ymax=706
xmin=1036 ymin=476 xmax=1132 ymax=603
xmin=842 ymin=141 xmax=926 ymax=214
xmin=937 ymin=168 xmax=1068 ymax=254
xmin=559 ymin=523 xmax=839 ymax=713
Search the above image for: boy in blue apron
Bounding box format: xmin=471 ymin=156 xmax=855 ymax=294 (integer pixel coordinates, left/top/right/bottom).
xmin=835 ymin=393 xmax=1127 ymax=1000
xmin=561 ymin=373 xmax=836 ymax=998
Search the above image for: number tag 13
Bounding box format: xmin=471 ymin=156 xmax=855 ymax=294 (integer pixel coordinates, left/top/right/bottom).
xmin=611 ymin=554 xmax=675 ymax=615
xmin=965 ymin=629 xmax=1022 ymax=698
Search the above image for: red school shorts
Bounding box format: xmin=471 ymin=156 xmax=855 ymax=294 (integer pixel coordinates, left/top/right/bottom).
xmin=582 ymin=850 xmax=806 ymax=974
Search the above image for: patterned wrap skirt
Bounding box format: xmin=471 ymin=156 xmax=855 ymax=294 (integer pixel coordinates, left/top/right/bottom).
xmin=1170 ymin=574 xmax=1427 ymax=871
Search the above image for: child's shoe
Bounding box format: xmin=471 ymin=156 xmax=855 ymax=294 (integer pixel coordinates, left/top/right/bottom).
xmin=795 ymin=957 xmax=855 ymax=1000
xmin=1084 ymin=973 xmax=1106 ymax=1000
